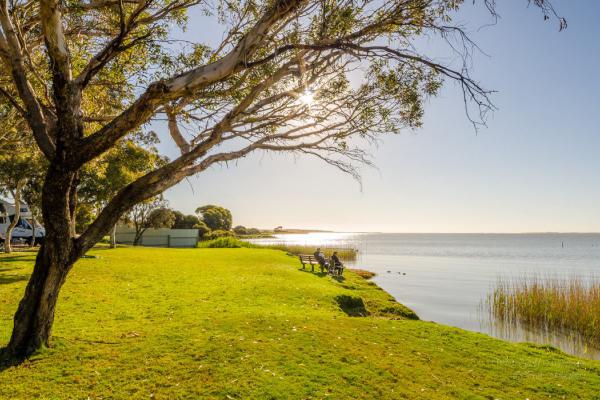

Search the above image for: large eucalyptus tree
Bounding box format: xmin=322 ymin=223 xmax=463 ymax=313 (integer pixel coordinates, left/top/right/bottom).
xmin=0 ymin=0 xmax=563 ymax=361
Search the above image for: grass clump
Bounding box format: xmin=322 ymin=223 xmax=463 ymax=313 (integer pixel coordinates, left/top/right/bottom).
xmin=349 ymin=268 xmax=376 ymax=280
xmin=335 ymin=295 xmax=368 ymax=316
xmin=488 ymin=275 xmax=600 ymax=346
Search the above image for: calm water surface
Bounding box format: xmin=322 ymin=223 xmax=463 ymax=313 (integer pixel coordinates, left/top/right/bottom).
xmin=250 ymin=233 xmax=600 ymax=359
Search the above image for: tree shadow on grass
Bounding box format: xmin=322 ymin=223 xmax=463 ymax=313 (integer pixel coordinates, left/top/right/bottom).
xmin=86 ymin=246 xmax=120 ymax=252
xmin=0 ymin=349 xmax=18 ymax=372
xmin=0 ymin=348 xmax=30 ymax=373
xmin=0 ymin=254 xmax=35 ymax=264
xmin=0 ymin=256 xmax=30 ymax=286
xmin=298 ymin=268 xmax=328 ymax=277
xmin=0 ymin=266 xmax=24 ymax=273
xmin=0 ymin=274 xmax=29 ymax=286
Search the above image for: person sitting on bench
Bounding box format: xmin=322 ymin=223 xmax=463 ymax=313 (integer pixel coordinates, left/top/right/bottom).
xmin=331 ymin=251 xmax=344 ymax=275
xmin=313 ymin=248 xmax=329 ymax=272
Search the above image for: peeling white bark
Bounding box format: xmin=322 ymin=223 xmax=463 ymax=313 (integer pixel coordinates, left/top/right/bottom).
xmin=40 ymin=0 xmax=72 ymax=80
xmin=4 ymin=178 xmax=26 ymax=254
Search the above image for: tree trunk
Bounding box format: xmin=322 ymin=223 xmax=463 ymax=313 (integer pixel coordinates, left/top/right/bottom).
xmin=133 ymin=228 xmax=145 ymax=246
xmin=5 ymin=242 xmax=71 ymax=359
xmin=109 ymin=224 xmax=116 ymax=248
xmin=3 ymin=166 xmax=76 ymax=360
xmin=4 ymin=179 xmax=27 ymax=254
xmin=30 ymin=215 xmax=37 ymax=248
xmin=4 ymin=212 xmax=17 ymax=254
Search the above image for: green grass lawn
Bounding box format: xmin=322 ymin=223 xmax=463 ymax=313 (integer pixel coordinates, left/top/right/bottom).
xmin=1 ymin=247 xmax=600 ymax=399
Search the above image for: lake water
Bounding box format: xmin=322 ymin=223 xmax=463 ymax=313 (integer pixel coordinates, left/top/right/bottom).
xmin=250 ymin=232 xmax=600 ymax=359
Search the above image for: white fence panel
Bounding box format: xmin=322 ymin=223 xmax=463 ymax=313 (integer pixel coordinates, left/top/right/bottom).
xmin=115 ymin=227 xmax=199 ymax=248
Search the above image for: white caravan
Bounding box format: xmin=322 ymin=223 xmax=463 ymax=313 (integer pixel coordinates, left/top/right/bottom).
xmin=0 ymin=198 xmax=45 ymax=246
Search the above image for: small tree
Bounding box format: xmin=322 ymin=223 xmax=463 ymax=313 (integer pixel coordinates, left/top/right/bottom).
xmin=124 ymin=198 xmax=171 ymax=245
xmin=172 ymin=211 xmax=200 ymax=229
xmin=147 ymin=208 xmax=176 ymax=229
xmin=196 ymin=205 xmax=233 ymax=231
xmin=233 ymin=226 xmax=248 ymax=235
xmin=77 ymin=140 xmax=165 ymax=247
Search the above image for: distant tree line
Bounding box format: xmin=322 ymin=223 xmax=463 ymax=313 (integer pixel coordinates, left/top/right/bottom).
xmin=120 ymin=201 xmax=261 ymax=245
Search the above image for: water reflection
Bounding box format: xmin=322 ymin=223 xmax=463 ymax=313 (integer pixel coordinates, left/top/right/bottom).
xmin=478 ymin=308 xmax=600 ymax=359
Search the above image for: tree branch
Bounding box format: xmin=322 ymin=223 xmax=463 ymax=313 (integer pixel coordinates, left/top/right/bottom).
xmin=0 ymin=86 xmax=26 ymax=117
xmin=75 ymin=0 xmax=306 ymax=167
xmin=0 ymin=0 xmax=54 ymax=158
xmin=40 ymin=0 xmax=72 ymax=82
xmin=74 ymin=0 xmax=149 ymax=88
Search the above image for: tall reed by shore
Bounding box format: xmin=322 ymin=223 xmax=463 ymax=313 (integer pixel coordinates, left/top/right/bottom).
xmin=487 ymin=275 xmax=600 ymax=346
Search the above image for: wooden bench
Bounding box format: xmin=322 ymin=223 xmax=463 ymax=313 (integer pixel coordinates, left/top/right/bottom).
xmin=299 ymin=254 xmax=323 ymax=272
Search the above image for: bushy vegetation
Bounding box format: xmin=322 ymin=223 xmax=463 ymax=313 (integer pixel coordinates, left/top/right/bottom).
xmin=232 ymin=225 xmax=249 ymax=235
xmin=232 ymin=226 xmax=265 ymax=238
xmin=172 ymin=211 xmax=200 ymax=229
xmin=202 ymin=229 xmax=235 ymax=241
xmin=195 ymin=205 xmax=232 ymax=231
xmin=2 ymin=248 xmax=600 ymax=399
xmin=193 ymin=220 xmax=210 ymax=238
xmin=487 ymin=275 xmax=600 ymax=346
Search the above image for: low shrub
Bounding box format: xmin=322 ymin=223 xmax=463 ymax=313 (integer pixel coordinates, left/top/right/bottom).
xmin=194 ymin=220 xmax=210 ymax=238
xmin=233 ymin=225 xmax=248 ymax=235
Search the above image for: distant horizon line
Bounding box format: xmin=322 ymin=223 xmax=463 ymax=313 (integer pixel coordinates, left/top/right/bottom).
xmin=262 ymin=229 xmax=600 ymax=235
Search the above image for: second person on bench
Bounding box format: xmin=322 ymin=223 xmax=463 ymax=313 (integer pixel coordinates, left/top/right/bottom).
xmin=331 ymin=251 xmax=344 ymax=276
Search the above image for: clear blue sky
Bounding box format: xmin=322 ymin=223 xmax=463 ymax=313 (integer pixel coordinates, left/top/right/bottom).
xmin=158 ymin=1 xmax=600 ymax=233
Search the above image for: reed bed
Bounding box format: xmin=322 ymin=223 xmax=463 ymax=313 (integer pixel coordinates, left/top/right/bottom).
xmin=257 ymin=244 xmax=358 ymax=261
xmin=487 ymin=275 xmax=600 ymax=346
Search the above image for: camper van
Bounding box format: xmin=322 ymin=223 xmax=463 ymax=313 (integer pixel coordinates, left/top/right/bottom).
xmin=0 ymin=198 xmax=45 ymax=246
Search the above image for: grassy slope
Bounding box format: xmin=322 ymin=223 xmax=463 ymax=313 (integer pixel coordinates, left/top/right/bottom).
xmin=0 ymin=248 xmax=599 ymax=400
